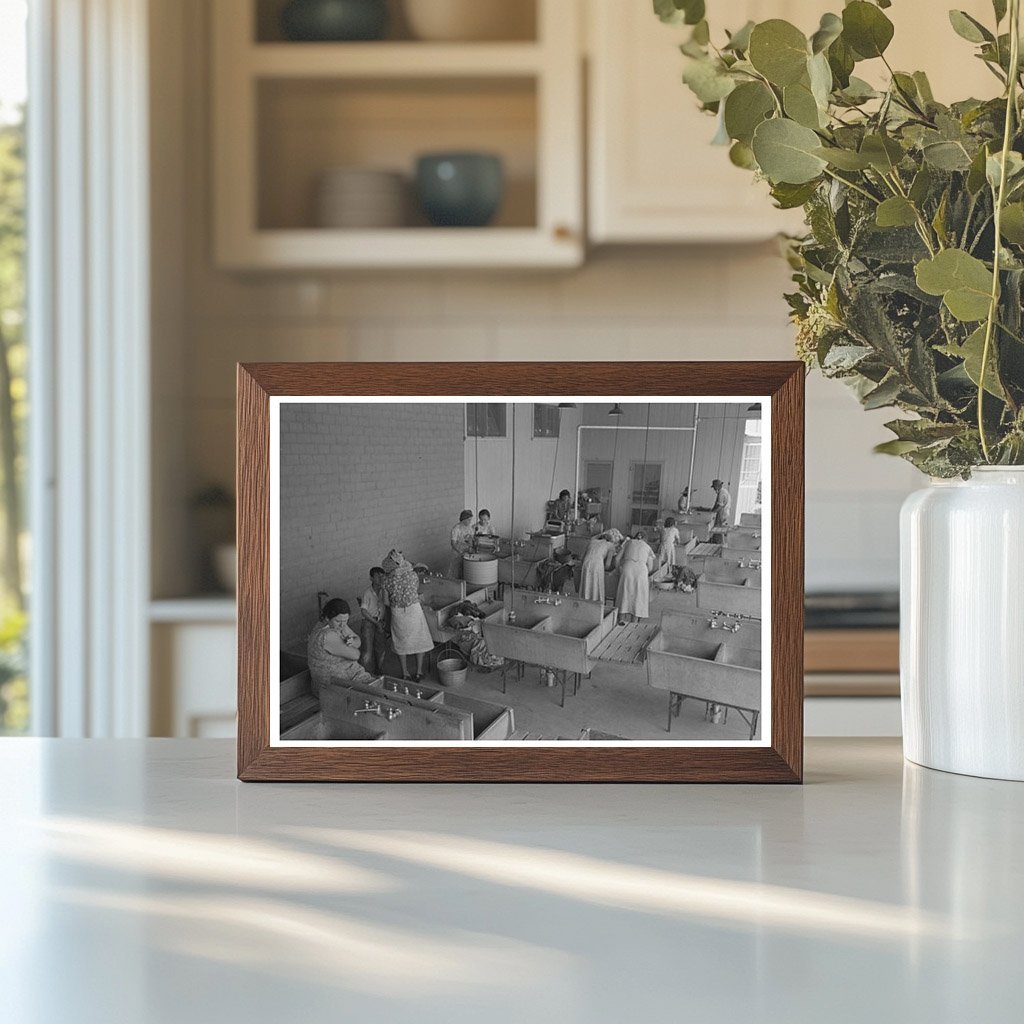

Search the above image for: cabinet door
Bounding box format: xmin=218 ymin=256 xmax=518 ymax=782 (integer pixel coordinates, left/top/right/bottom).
xmin=587 ymin=0 xmax=810 ymax=242
xmin=588 ymin=0 xmax=998 ymax=244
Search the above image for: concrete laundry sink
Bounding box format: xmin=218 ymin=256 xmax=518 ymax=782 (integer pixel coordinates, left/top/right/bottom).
xmin=696 ymin=571 xmax=762 ymax=618
xmin=280 ymin=712 xmax=387 ymax=742
xmin=658 ymin=610 xmax=761 ymax=651
xmin=646 ymin=630 xmax=762 ymax=738
xmin=482 ymin=592 xmax=617 ymax=705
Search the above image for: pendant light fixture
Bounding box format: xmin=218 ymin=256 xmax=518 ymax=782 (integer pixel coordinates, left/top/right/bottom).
xmin=608 ymin=403 xmax=624 ymax=417
xmin=558 ymin=402 xmax=577 ymax=409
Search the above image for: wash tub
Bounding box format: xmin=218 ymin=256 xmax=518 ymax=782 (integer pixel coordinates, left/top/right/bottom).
xmin=696 ymin=570 xmax=762 ymax=619
xmin=316 ymin=680 xmax=513 ymax=741
xmin=482 ymin=592 xmax=617 ymax=706
xmin=646 ymin=632 xmax=762 ymax=739
xmin=658 ymin=610 xmax=762 ymax=651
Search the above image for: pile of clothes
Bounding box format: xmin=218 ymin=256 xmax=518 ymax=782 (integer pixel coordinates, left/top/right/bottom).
xmin=446 ymin=601 xmax=503 ymax=671
xmin=661 ymin=564 xmax=700 ymax=593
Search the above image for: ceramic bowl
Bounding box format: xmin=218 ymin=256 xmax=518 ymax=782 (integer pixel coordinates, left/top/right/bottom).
xmin=415 ymin=152 xmax=504 ymax=228
xmin=281 ymin=0 xmax=388 ymax=42
xmin=403 ymin=0 xmax=534 ymax=42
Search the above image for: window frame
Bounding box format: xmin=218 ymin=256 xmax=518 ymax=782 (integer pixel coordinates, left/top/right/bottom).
xmin=466 ymin=402 xmax=507 ymax=439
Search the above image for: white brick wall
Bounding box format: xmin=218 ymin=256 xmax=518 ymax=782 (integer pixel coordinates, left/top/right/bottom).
xmin=278 ymin=403 xmax=463 ymax=646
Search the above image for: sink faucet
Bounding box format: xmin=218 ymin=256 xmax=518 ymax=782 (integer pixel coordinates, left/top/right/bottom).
xmin=534 ymin=595 xmax=553 ymax=605
xmin=354 ymin=699 xmax=402 ymax=721
xmin=708 ymin=612 xmax=742 ymax=633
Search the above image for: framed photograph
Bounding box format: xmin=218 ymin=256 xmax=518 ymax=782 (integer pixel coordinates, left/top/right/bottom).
xmin=237 ymin=362 xmax=804 ymax=782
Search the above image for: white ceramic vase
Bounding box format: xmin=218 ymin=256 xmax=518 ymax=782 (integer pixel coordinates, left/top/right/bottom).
xmin=900 ymin=467 xmax=1024 ymax=781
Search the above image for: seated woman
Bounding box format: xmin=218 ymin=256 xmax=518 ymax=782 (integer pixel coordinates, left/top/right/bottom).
xmin=306 ymin=597 xmax=375 ymax=696
xmin=382 ymin=548 xmax=434 ymax=682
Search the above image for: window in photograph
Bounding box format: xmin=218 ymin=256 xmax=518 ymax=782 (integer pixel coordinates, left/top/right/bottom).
xmin=466 ymin=402 xmax=506 ymax=438
xmin=629 ymin=461 xmax=661 ymax=505
xmin=533 ymin=403 xmax=560 ymax=438
xmin=736 ymin=418 xmax=763 ymax=520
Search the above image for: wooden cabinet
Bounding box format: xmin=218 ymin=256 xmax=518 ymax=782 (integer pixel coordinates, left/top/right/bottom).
xmin=211 ymin=0 xmax=583 ymax=268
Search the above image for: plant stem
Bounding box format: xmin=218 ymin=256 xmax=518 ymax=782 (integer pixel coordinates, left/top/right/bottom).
xmin=822 ymin=167 xmax=881 ymax=205
xmin=979 ymin=0 xmax=1021 ymax=462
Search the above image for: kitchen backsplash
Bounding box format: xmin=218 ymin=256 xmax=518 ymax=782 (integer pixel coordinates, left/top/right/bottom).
xmin=178 ymin=248 xmax=917 ymax=594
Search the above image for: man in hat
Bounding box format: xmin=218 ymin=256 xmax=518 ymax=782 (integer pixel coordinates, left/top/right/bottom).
xmin=710 ymin=479 xmax=732 ymax=531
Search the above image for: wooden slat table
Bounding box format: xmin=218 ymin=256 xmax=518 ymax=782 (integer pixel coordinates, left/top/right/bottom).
xmin=593 ymin=621 xmax=660 ymax=665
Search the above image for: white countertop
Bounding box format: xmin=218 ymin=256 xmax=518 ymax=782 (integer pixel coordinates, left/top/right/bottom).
xmin=0 ymin=738 xmax=1020 ymax=1023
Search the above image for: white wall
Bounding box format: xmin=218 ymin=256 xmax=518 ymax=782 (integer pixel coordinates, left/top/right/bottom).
xmin=464 ymin=403 xmax=583 ymax=538
xmin=153 ymin=0 xmax=920 ymax=598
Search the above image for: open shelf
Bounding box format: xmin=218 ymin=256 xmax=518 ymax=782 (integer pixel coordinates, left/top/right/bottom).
xmin=213 ymin=0 xmax=582 ymax=268
xmin=254 ymin=0 xmax=539 ymax=44
xmin=249 ymin=41 xmax=544 ymax=77
xmin=257 ymin=77 xmax=538 ymax=231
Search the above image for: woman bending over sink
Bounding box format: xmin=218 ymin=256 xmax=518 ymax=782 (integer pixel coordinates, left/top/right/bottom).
xmin=307 ymin=598 xmax=376 ymax=696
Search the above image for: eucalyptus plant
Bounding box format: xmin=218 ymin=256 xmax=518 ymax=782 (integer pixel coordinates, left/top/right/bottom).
xmin=657 ymin=0 xmax=1024 ymax=476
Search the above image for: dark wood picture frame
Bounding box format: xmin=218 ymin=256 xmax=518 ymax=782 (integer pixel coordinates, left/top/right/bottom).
xmin=237 ymin=362 xmax=804 ymax=782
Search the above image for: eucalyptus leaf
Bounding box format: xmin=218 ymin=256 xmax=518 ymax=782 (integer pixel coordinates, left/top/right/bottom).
xmin=915 ymin=250 xmax=994 ymax=322
xmin=683 ymin=57 xmax=736 ymax=104
xmin=842 ymin=1 xmax=895 ymax=59
xmin=860 ymin=133 xmax=904 ymax=173
xmin=653 ymin=0 xmax=705 ymax=26
xmin=827 ymin=35 xmax=855 ymax=89
xmin=939 ymin=326 xmax=1006 ymax=398
xmin=724 ymin=20 xmax=755 ymax=53
xmin=810 ymin=13 xmax=843 ymax=54
xmin=948 ymin=10 xmax=994 ymax=44
xmin=814 ymin=146 xmax=872 ymax=170
xmin=748 ymin=20 xmax=809 ymax=87
xmin=986 ymin=150 xmax=1024 ymax=191
xmin=770 ymin=180 xmax=820 ymax=209
xmin=874 ymin=439 xmax=922 ymax=455
xmin=729 ymin=141 xmax=757 ymax=169
xmin=752 ymin=118 xmax=828 ymax=184
xmin=876 ymin=197 xmax=918 ymax=228
xmin=1000 ymin=203 xmax=1024 ymax=244
xmin=724 ymin=81 xmax=775 ymax=144
xmin=784 ymin=80 xmax=825 ymax=129
xmin=808 ymin=52 xmax=833 ymax=109
xmin=923 ymin=140 xmax=973 ymax=171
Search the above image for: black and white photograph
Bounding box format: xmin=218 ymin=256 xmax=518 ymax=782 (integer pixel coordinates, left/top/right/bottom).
xmin=271 ymin=397 xmax=770 ymax=745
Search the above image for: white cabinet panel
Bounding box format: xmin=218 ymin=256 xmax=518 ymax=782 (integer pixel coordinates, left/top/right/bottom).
xmin=587 ymin=0 xmax=998 ymax=244
xmin=151 ymin=620 xmax=237 ymax=738
xmin=588 ymin=0 xmax=815 ymax=242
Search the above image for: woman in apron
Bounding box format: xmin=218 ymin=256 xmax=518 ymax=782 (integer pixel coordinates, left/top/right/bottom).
xmin=382 ymin=549 xmax=434 ymax=682
xmin=615 ymin=531 xmax=656 ymax=622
